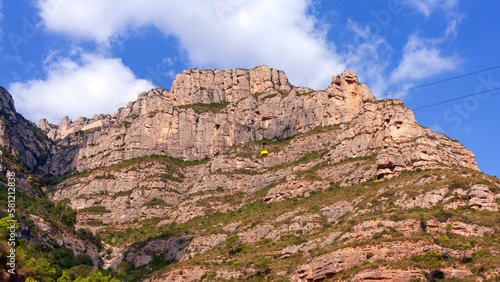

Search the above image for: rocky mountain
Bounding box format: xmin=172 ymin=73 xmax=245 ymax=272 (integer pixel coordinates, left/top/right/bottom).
xmin=1 ymin=66 xmax=499 ymax=281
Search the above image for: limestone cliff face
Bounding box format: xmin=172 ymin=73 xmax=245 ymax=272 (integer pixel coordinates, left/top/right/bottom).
xmin=0 ymin=87 xmax=53 ymax=172
xmin=40 ymin=66 xmax=476 ymax=178
xmin=0 ymin=66 xmax=478 ymax=178
xmin=41 ymin=66 xmax=378 ymax=175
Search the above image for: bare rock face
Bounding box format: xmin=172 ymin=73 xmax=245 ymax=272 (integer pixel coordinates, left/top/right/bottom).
xmin=181 ymin=234 xmax=228 ymax=261
xmin=294 ymin=248 xmax=366 ymax=281
xmin=414 ymin=188 xmax=448 ymax=208
xmin=38 ymin=118 xmax=56 ymax=133
xmin=351 ymin=269 xmax=425 ymax=281
xmin=468 ymin=184 xmax=498 ymax=211
xmin=238 ymin=224 xmax=275 ymax=243
xmin=320 ymin=201 xmax=354 ymax=223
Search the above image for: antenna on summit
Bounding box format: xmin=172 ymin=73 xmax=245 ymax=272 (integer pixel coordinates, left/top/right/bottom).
xmin=305 ymin=76 xmax=307 ymax=87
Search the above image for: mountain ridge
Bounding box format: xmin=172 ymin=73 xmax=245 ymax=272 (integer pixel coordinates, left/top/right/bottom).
xmin=12 ymin=65 xmax=476 ymax=179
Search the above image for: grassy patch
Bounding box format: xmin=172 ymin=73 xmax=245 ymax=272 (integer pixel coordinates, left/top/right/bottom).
xmin=156 ymin=173 xmax=184 ymax=183
xmin=143 ymin=198 xmax=169 ymax=207
xmin=268 ymin=149 xmax=329 ymax=171
xmin=178 ymin=102 xmax=230 ymax=114
xmin=111 ymin=189 xmax=134 ymax=199
xmin=58 ymin=154 xmax=210 ymax=185
xmin=255 ymin=178 xmax=286 ymax=198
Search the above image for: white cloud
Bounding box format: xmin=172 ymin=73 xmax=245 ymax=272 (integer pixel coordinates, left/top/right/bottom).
xmin=444 ymin=12 xmax=464 ymax=38
xmin=9 ymin=52 xmax=153 ymax=123
xmin=403 ymin=0 xmax=459 ymax=17
xmin=390 ymin=34 xmax=461 ymax=82
xmin=391 ymin=0 xmax=463 ymax=84
xmin=344 ymin=20 xmax=392 ymax=97
xmin=36 ymin=0 xmax=345 ymax=89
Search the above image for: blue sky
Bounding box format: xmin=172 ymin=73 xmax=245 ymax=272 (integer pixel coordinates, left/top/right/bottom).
xmin=0 ymin=0 xmax=499 ymax=177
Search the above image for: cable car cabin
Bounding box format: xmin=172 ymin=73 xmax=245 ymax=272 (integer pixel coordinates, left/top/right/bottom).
xmin=261 ymin=148 xmax=269 ymax=157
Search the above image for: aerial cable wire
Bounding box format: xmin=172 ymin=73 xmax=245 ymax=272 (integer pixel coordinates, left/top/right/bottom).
xmin=412 ymin=87 xmax=500 ymax=111
xmin=385 ymin=65 xmax=500 ymax=97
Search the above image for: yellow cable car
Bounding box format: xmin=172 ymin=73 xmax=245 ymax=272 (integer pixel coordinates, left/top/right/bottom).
xmin=260 ymin=142 xmax=268 ymax=157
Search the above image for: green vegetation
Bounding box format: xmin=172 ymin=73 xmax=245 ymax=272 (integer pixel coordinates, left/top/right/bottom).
xmin=0 ymin=184 xmax=78 ymax=231
xmin=142 ymin=198 xmax=169 ymax=207
xmin=48 ymin=154 xmax=210 ymax=191
xmin=94 ymin=174 xmax=116 ymax=180
xmin=0 ymin=146 xmax=17 ymax=163
xmin=56 ymin=199 xmax=78 ymax=228
xmin=177 ymin=102 xmax=230 ymax=114
xmin=157 ymin=173 xmax=184 ymax=183
xmin=112 ymin=189 xmax=134 ymax=199
xmin=0 ymin=234 xmax=114 ymax=281
xmin=268 ymin=148 xmax=329 ymax=171
xmin=150 ymin=254 xmax=175 ymax=271
xmin=225 ymin=234 xmax=242 ymax=255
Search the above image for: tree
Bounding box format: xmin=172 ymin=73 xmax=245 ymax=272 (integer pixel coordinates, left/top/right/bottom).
xmin=67 ymin=265 xmax=92 ymax=280
xmin=439 ymin=235 xmax=452 ymax=254
xmin=25 ymin=257 xmax=57 ymax=282
xmin=57 ymin=198 xmax=77 ymax=228
xmin=419 ymin=213 xmax=427 ymax=233
xmin=370 ymin=197 xmax=380 ymax=213
xmin=225 ymin=235 xmax=242 ymax=255
xmin=458 ymin=241 xmax=472 ymax=260
xmin=51 ymin=248 xmax=76 ymax=269
xmin=57 ymin=198 xmax=71 ymax=211
xmin=421 ymin=251 xmax=443 ymax=280
xmin=0 ymin=241 xmax=9 ymax=268
xmin=73 ymin=268 xmax=120 ymax=282
xmin=254 ymin=256 xmax=270 ymax=275
xmin=0 ymin=216 xmax=17 ymax=240
xmin=75 ymin=253 xmax=94 ymax=267
xmin=57 ymin=271 xmax=72 ymax=282
xmin=61 ymin=210 xmax=77 ymax=228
